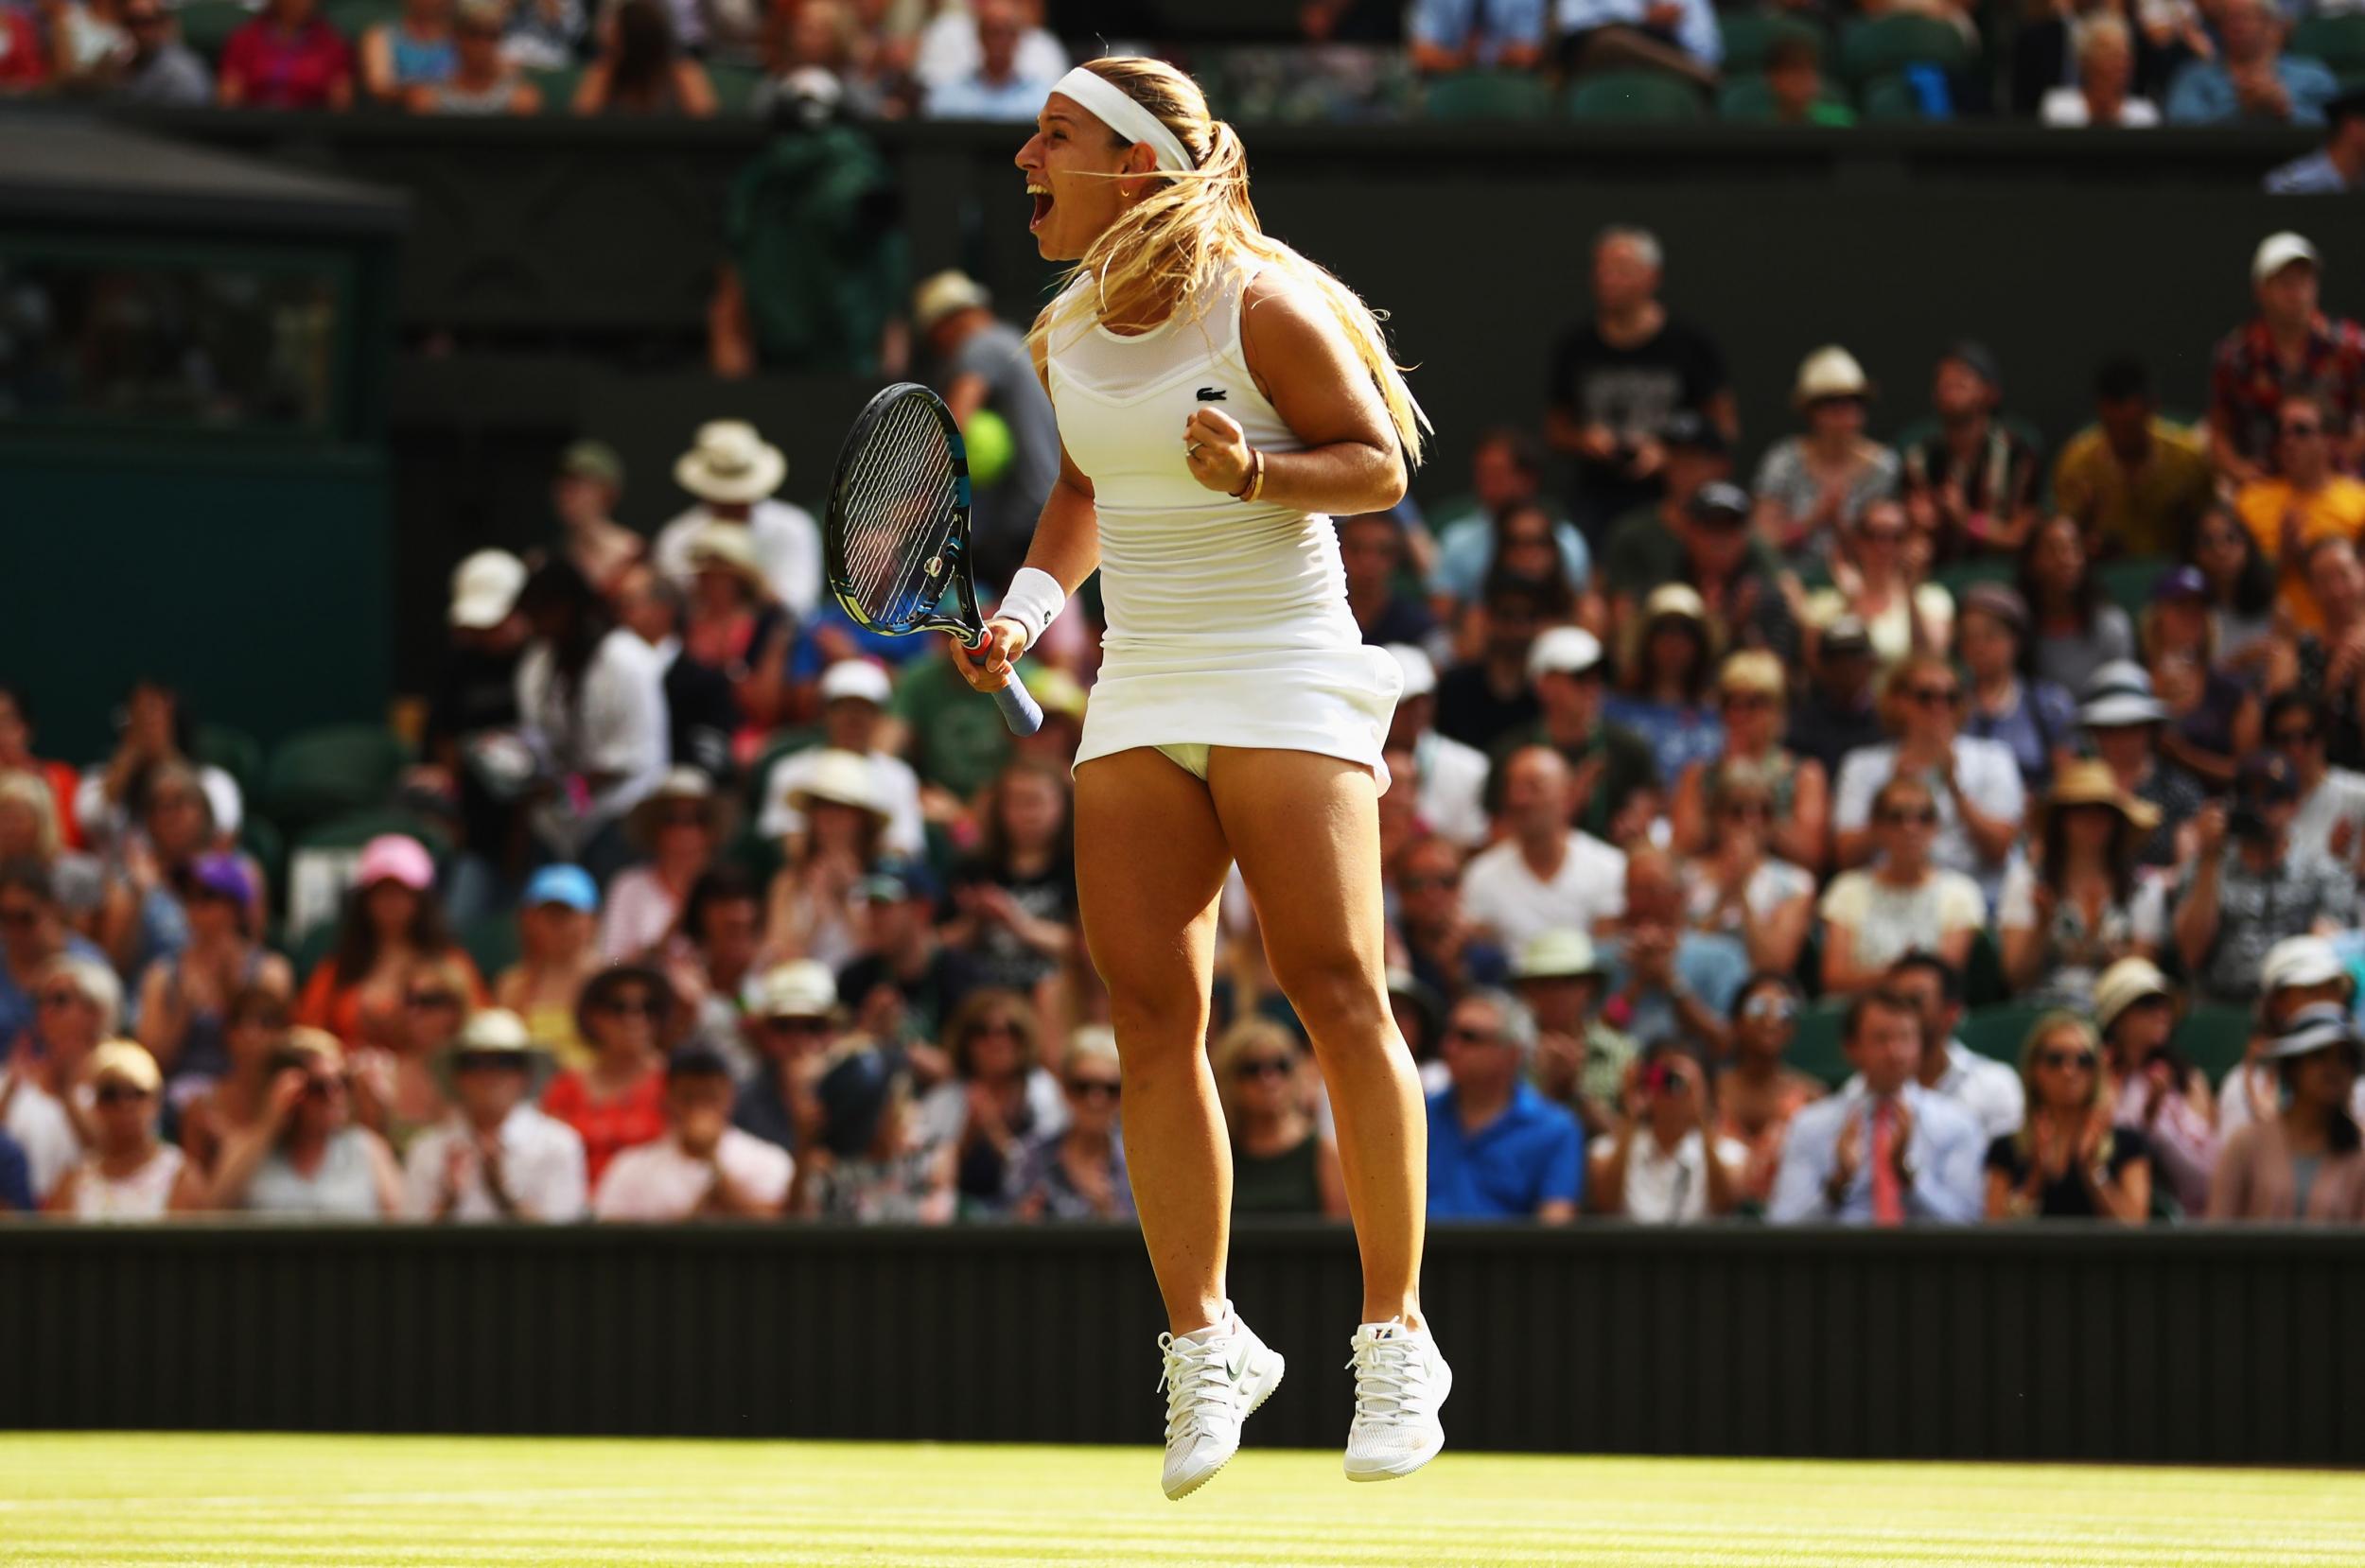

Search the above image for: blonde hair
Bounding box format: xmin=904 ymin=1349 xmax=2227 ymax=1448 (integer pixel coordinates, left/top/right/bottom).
xmin=0 ymin=771 xmax=59 ymax=862
xmin=1032 ymin=57 xmax=1428 ymax=467
xmin=1209 ymin=1016 xmax=1301 ymax=1131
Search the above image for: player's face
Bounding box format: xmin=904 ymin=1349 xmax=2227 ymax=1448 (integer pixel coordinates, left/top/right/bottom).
xmin=1016 ymin=101 xmax=1140 ymax=263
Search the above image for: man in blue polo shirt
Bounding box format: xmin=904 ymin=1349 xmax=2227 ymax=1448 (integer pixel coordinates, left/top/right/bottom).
xmin=1427 ymin=989 xmax=1585 ymax=1222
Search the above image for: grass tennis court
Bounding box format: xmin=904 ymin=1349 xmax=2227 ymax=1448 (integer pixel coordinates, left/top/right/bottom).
xmin=3 ymin=1432 xmax=2359 ymax=1566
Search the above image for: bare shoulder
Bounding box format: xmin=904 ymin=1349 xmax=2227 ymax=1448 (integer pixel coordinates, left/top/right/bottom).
xmin=1238 ymin=266 xmax=1332 ymax=343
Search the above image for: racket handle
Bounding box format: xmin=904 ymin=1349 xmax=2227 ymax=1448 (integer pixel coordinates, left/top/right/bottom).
xmin=991 ymin=677 xmax=1044 ymax=737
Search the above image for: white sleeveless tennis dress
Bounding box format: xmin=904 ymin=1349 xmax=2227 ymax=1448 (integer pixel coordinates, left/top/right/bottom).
xmin=1043 ymin=258 xmax=1402 ymax=785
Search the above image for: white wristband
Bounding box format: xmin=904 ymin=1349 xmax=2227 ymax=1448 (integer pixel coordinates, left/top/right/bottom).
xmin=991 ymin=567 xmax=1066 ymax=652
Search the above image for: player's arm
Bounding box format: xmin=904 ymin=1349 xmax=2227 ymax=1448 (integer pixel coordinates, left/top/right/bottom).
xmin=965 ymin=322 xmax=1100 ymax=692
xmin=1206 ymin=270 xmax=1405 ymax=516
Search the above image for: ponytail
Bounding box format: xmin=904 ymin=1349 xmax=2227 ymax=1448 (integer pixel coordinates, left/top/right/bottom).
xmin=1032 ymin=58 xmax=1429 ymax=468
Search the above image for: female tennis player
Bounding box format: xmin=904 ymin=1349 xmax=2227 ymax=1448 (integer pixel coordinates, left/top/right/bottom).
xmin=959 ymin=57 xmax=1448 ymax=1499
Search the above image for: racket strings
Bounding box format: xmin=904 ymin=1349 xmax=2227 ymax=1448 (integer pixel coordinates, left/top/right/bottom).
xmin=839 ymin=398 xmax=960 ymax=630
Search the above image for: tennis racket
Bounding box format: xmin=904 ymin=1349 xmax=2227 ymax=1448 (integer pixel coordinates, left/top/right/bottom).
xmin=823 ymin=381 xmax=1043 ymax=736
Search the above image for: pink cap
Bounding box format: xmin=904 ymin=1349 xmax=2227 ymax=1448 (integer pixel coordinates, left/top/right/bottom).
xmin=354 ymin=834 xmax=434 ymax=893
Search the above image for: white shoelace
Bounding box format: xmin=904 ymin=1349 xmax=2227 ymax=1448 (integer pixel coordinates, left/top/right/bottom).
xmin=1157 ymin=1331 xmax=1243 ymax=1445
xmin=1346 ymin=1335 xmax=1428 ymax=1427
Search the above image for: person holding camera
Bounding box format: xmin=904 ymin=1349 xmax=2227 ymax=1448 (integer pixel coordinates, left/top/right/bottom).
xmin=173 ymin=1027 xmax=402 ymax=1218
xmin=2093 ymin=957 xmax=2219 ymax=1217
xmin=2172 ymin=752 xmax=2358 ymax=1007
xmin=1714 ymin=973 xmax=1825 ymax=1211
xmin=1586 ymin=1042 xmax=1743 ymax=1224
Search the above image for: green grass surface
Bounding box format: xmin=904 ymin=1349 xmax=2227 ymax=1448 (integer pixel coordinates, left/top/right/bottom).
xmin=3 ymin=1433 xmax=2361 ymax=1566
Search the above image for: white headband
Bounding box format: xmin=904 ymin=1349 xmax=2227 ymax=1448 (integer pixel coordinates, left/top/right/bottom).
xmin=1046 ymin=66 xmax=1193 ymax=174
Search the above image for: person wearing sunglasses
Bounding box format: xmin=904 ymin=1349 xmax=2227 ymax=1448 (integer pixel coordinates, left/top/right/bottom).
xmin=1831 ymin=652 xmax=2025 ymax=908
xmin=539 ymin=965 xmax=674 ymax=1188
xmin=1713 ymin=973 xmax=1823 ymax=1211
xmin=2209 ymin=1004 xmax=2365 ymax=1223
xmin=2017 ymin=514 xmax=2136 ymax=706
xmin=135 ymin=852 xmax=289 ymax=1093
xmin=731 ymin=959 xmax=837 ymax=1158
xmin=346 ymin=953 xmax=473 ymax=1159
xmin=406 ymin=1007 xmax=585 ymax=1223
xmin=1210 ymin=1018 xmax=1346 ymax=1219
xmin=2091 ymin=957 xmax=2219 ymax=1217
xmin=1984 ymin=1014 xmax=2151 ymax=1224
xmin=294 ymin=835 xmax=483 ymax=1054
xmin=1750 ymin=345 xmax=1899 ymax=575
xmin=600 ymin=769 xmax=719 ymax=964
xmin=1955 ymin=584 xmax=2078 ymax=797
xmin=1678 ymin=762 xmax=1813 ymax=982
xmin=2138 ymin=568 xmax=2256 ymax=794
xmin=1901 ymin=342 xmax=2041 ymax=564
xmin=0 ymin=862 xmax=108 ymax=1204
xmin=1588 ymin=1042 xmax=1743 ymax=1225
xmin=44 ymin=1042 xmax=183 ymax=1221
xmin=2174 ymin=752 xmax=2357 ymax=1008
xmin=173 ymin=985 xmax=291 ymax=1189
xmin=592 ymin=1044 xmax=791 ymax=1222
xmin=1669 ymin=651 xmax=1826 ymax=873
xmin=1427 ymin=990 xmax=1583 ymax=1224
xmin=2235 ymin=394 xmax=2365 ymax=637
xmin=1996 ymin=760 xmax=2165 ymax=1011
xmin=2268 ymin=692 xmax=2365 ymax=874
xmin=179 ymin=1028 xmax=402 ymax=1218
xmin=1512 ymin=929 xmax=1634 ymax=1141
xmin=1803 ymin=499 xmax=1953 ymax=675
xmin=1014 ymin=1029 xmax=1134 ymax=1223
xmin=918 ymin=989 xmax=1065 ymax=1216
xmin=1393 ymin=834 xmax=1509 ymax=1008
xmin=493 ymin=864 xmax=604 ymax=1075
xmin=2220 ymin=936 xmax=2365 ymax=1141
xmin=1603 ymin=584 xmax=1725 ymax=792
xmin=1820 ymin=776 xmax=1985 ymax=999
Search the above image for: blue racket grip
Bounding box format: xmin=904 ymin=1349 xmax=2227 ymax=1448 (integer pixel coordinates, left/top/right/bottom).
xmin=991 ymin=679 xmax=1044 ymax=737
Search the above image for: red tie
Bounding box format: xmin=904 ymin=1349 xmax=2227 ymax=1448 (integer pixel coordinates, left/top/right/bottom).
xmin=1869 ymin=1100 xmax=1905 ymax=1226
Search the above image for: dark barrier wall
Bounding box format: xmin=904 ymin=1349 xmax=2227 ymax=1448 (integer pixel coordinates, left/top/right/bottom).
xmin=8 ymin=1223 xmax=2361 ymax=1465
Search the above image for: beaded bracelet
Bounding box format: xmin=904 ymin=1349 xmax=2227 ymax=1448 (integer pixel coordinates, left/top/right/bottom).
xmin=1231 ymin=448 xmax=1266 ymax=503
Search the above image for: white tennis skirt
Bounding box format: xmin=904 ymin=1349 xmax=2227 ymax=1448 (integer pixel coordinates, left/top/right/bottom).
xmin=1073 ymin=641 xmax=1403 ymax=791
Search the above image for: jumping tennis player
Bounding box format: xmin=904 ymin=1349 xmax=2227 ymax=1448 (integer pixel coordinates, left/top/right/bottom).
xmin=959 ymin=57 xmax=1450 ymax=1499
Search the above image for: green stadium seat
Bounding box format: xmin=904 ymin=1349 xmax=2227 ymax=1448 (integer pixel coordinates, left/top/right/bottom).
xmin=458 ymin=914 xmax=522 ymax=982
xmin=173 ymin=0 xmax=249 ymax=62
xmin=285 ymin=917 xmax=339 ymax=985
xmin=2173 ymin=1005 xmax=2259 ymax=1086
xmin=1718 ymin=11 xmax=1824 ymax=76
xmin=708 ymin=60 xmax=765 ymax=115
xmin=1857 ymin=69 xmax=1933 ymax=121
xmin=322 ymin=0 xmax=398 ymax=42
xmin=1934 ymin=557 xmax=2016 ymax=600
xmin=2096 ymin=555 xmax=2171 ymax=627
xmin=238 ymin=815 xmax=287 ymax=903
xmin=530 ymin=64 xmax=584 ymax=113
xmin=193 ymin=723 xmax=265 ymax=801
xmin=1424 ymin=68 xmax=1554 ymax=120
xmin=1964 ymin=926 xmax=2008 ymax=1010
xmin=1839 ymin=14 xmax=1971 ymax=85
xmin=1566 ymin=70 xmax=1707 ymax=122
xmin=2293 ymin=12 xmax=2365 ymax=76
xmin=263 ymin=725 xmax=410 ymax=835
xmin=1959 ymin=1002 xmax=2052 ymax=1068
xmin=742 ymin=724 xmax=824 ymax=820
xmin=1788 ymin=999 xmax=1854 ymax=1088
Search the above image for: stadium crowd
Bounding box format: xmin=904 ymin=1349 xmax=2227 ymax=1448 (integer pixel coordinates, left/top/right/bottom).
xmin=9 ymin=217 xmax=2365 ymax=1230
xmin=9 ymin=0 xmax=2365 ymax=170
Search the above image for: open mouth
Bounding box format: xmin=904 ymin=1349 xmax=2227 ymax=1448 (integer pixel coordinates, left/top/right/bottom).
xmin=1027 ymin=183 xmax=1054 ymax=232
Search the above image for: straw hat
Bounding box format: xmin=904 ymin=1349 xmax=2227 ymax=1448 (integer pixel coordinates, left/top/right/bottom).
xmin=1513 ymin=929 xmax=1606 ymax=982
xmin=627 ymin=766 xmax=720 ymax=849
xmin=674 ymin=420 xmax=786 ymax=505
xmin=2035 ymin=758 xmax=2161 ymax=838
xmin=2262 ymin=1002 xmax=2364 ymax=1065
xmin=1792 ymin=345 xmax=1874 ymax=408
xmin=431 ymin=1007 xmax=558 ymax=1101
xmin=88 ymin=1039 xmax=162 ymax=1094
xmin=787 ymin=749 xmax=888 ymax=821
xmin=2093 ymin=957 xmax=2176 ymax=1037
xmin=1620 ymin=582 xmax=1721 ymax=676
xmin=912 ymin=270 xmax=992 ymax=335
xmin=686 ymin=521 xmax=770 ymax=596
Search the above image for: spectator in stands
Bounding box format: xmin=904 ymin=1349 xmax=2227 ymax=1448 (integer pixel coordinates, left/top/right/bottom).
xmin=921 ymin=0 xmax=1056 ymax=119
xmin=1761 ymin=32 xmax=1852 ymax=126
xmin=2193 ymin=503 xmax=2282 ymax=667
xmin=1821 ymin=776 xmax=1986 ymax=996
xmin=1383 ymin=648 xmax=1491 ymax=851
xmin=493 ymin=864 xmax=602 ymax=1071
xmin=762 ymin=662 xmax=924 ymax=857
xmin=97 ymin=760 xmax=240 ymax=983
xmin=1902 ymin=342 xmax=2041 ymax=563
xmin=514 ymin=559 xmax=672 ymax=879
xmin=496 ymin=0 xmax=579 ymax=71
xmin=1998 ymin=761 xmax=2164 ymax=1009
xmin=1425 ymin=429 xmax=1591 ymax=612
xmin=2272 ymin=692 xmax=2365 ymax=870
xmin=173 ymin=984 xmax=289 ymax=1185
xmin=0 ymin=771 xmax=97 ymax=930
xmin=1546 ymin=225 xmax=1735 ymax=540
xmin=0 ymin=861 xmax=105 ymax=1067
xmin=177 ymin=1028 xmax=402 ymax=1218
xmin=2079 ymin=661 xmax=2203 ymax=868
xmin=789 ymin=1045 xmax=953 ymax=1221
xmin=1509 ymin=929 xmax=1632 ymax=1139
xmin=572 ymin=0 xmax=715 ymax=113
xmin=592 ymin=1043 xmax=792 ymax=1219
xmin=2093 ymin=957 xmax=2216 ymax=1214
xmin=659 ymin=866 xmax=771 ymax=1081
xmin=1803 ymin=500 xmax=1953 ymax=673
xmin=0 ymin=688 xmax=78 ymax=858
xmin=1984 ymin=1012 xmax=2151 ymax=1222
xmin=2208 ymin=233 xmax=2365 ymax=484
xmin=135 ymin=853 xmax=290 ymax=1091
xmin=753 ymin=1 xmax=885 ymax=121
xmin=1428 ymin=988 xmax=1583 ymax=1221
xmin=1409 ymin=0 xmax=1546 ymax=71
xmin=359 ymin=0 xmax=452 ymax=104
xmin=1588 ymin=1042 xmax=1741 ymax=1222
xmin=911 ymin=270 xmax=1057 ymax=588
xmin=548 ymin=444 xmax=639 ymax=596
xmin=1957 ymin=584 xmax=2076 ymax=794
xmin=2236 ymin=394 xmax=2365 ymax=636
xmin=43 ymin=1041 xmax=181 ymax=1221
xmin=2020 ymin=514 xmax=2134 ymax=706
xmin=1833 ymin=653 xmax=2024 ymax=902
xmin=2176 ymin=753 xmax=2356 ymax=1006
xmin=1767 ymin=987 xmax=1985 ymax=1225
xmin=2220 ymin=936 xmax=2357 ymax=1139
xmin=2166 ymin=0 xmax=2334 ymax=126
xmin=217 ymin=0 xmax=354 ymax=107
xmin=1007 ymin=1027 xmax=1128 ymax=1221
xmin=1463 ymin=746 xmax=1627 ymax=953
xmin=1211 ymin=1018 xmax=1345 ymax=1218
xmin=2209 ymin=1003 xmax=2365 ymax=1221
xmin=1489 ymin=626 xmax=1656 ymax=844
xmin=25 ymin=951 xmax=115 ymax=1103
xmin=945 ymin=757 xmax=1076 ymax=1001
xmin=1434 ymin=571 xmax=1556 ymax=754
xmin=2293 ymin=538 xmax=2365 ymax=771
xmin=836 ymin=859 xmax=973 ymax=1062
xmin=1393 ymin=833 xmax=1509 ymax=1002
xmin=346 ymin=952 xmax=468 ymax=1156
xmin=2269 ymin=85 xmax=2365 ymax=193
xmin=732 ymin=959 xmax=834 ymax=1156
xmin=1787 ymin=615 xmax=1885 ymax=779
xmin=422 ymin=549 xmax=531 ymax=923
xmin=1555 ymin=0 xmax=1720 ymax=85
xmin=33 ymin=0 xmax=128 ymax=85
xmin=1600 ymin=847 xmax=1745 ymax=1060
xmin=409 ymin=0 xmax=539 ymax=113
xmin=677 ymin=524 xmax=793 ymax=744
xmin=766 ymin=750 xmax=888 ymax=972
xmin=2145 ymin=575 xmax=2255 ymax=793
xmin=1753 ymin=346 xmax=1900 ymax=574
xmin=600 ymin=768 xmax=720 ymax=963
xmin=1602 ymin=414 xmax=1729 ymax=598
xmin=1675 ymin=759 xmax=1815 ymax=980
xmin=2041 ymin=15 xmax=2160 ymax=126
xmin=0 ymin=2 xmax=46 ymax=91
xmin=1340 ymin=510 xmax=1438 ymax=650
xmin=404 ymin=1007 xmax=587 ymax=1222
xmin=75 ymin=678 xmax=241 ymax=859
xmin=655 ymin=421 xmax=819 ymax=620
xmin=294 ymin=835 xmax=482 ymax=1054
xmin=1610 ymin=476 xmax=1795 ymax=667
xmin=909 ymin=0 xmax=1062 ymax=99
xmin=2052 ymin=359 xmax=2214 ymax=561
xmin=1852 ymin=951 xmax=2024 ymax=1141
xmin=109 ymin=0 xmax=209 ymax=103
xmin=923 ymin=988 xmax=1064 ymax=1216
xmin=1604 ymin=584 xmax=1722 ymax=787
xmin=1714 ymin=973 xmax=1822 ymax=1211
xmin=609 ymin=564 xmax=737 ymax=782
xmin=1670 ymin=651 xmax=1828 ymax=871
xmin=541 ymin=965 xmax=673 ymax=1187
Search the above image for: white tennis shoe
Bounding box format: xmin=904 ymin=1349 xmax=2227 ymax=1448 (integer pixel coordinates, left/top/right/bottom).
xmin=1342 ymin=1318 xmax=1452 ymax=1482
xmin=1156 ymin=1305 xmax=1286 ymax=1500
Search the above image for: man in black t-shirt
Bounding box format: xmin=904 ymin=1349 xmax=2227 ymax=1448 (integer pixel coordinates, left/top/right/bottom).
xmin=1544 ymin=225 xmax=1736 ymax=542
xmin=837 ymin=859 xmax=981 ymax=1055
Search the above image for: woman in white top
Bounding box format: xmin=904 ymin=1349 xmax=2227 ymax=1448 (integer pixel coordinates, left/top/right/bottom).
xmin=955 ymin=58 xmax=1446 ymax=1498
xmin=1819 ymin=775 xmax=1986 ymax=996
xmin=513 ymin=560 xmax=671 ymax=880
xmin=44 ymin=1041 xmax=184 ymax=1221
xmin=2040 ymin=17 xmax=2161 ymax=128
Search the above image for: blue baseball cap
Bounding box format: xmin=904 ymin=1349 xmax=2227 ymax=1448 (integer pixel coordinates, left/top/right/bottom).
xmin=859 ymin=856 xmax=940 ymax=905
xmin=525 ymin=863 xmax=599 ymax=913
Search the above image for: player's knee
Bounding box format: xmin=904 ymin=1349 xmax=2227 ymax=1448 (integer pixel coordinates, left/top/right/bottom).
xmin=1270 ymin=951 xmax=1388 ymax=1044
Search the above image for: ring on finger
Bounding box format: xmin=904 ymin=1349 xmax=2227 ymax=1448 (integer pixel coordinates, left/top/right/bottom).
xmin=1186 ymin=441 xmax=1203 ymax=457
